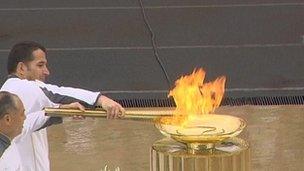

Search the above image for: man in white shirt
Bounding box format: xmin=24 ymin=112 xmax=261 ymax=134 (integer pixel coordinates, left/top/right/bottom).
xmin=7 ymin=41 xmax=124 ymax=118
xmin=1 ymin=41 xmax=126 ymax=170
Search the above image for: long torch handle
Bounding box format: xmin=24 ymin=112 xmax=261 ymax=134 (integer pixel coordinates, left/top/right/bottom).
xmin=44 ymin=107 xmax=174 ymax=120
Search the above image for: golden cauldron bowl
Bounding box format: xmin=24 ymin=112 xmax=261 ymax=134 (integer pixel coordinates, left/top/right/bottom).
xmin=155 ymin=114 xmax=246 ymax=151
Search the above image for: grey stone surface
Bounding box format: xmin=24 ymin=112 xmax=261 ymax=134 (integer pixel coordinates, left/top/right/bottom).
xmin=0 ymin=1 xmax=303 ymax=99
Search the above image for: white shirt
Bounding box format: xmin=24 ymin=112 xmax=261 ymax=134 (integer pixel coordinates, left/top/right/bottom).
xmin=1 ymin=77 xmax=100 ymax=171
xmin=0 ymin=141 xmax=21 ymax=171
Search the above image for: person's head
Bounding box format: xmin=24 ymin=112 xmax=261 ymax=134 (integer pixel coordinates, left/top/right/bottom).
xmin=7 ymin=41 xmax=50 ymax=82
xmin=0 ymin=91 xmax=26 ymax=140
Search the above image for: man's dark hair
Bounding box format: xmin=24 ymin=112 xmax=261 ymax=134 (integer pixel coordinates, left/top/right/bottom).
xmin=0 ymin=91 xmax=18 ymax=119
xmin=7 ymin=41 xmax=46 ymax=74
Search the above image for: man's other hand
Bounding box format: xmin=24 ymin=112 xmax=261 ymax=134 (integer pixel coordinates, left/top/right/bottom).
xmin=98 ymin=95 xmax=125 ymax=119
xmin=59 ymin=102 xmax=85 ymax=119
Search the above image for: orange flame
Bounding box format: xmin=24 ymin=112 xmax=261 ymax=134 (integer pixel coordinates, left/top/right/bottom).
xmin=161 ymin=68 xmax=226 ymax=125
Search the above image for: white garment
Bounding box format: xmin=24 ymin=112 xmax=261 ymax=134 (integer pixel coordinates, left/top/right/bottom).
xmin=0 ymin=141 xmax=22 ymax=171
xmin=0 ymin=111 xmax=51 ymax=171
xmin=1 ymin=77 xmax=99 ymax=171
xmin=35 ymin=80 xmax=99 ymax=105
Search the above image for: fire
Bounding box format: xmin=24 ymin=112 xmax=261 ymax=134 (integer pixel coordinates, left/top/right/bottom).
xmin=160 ymin=68 xmax=226 ymax=126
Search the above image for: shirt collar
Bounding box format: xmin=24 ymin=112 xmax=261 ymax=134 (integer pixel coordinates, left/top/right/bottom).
xmin=0 ymin=132 xmax=11 ymax=146
xmin=6 ymin=74 xmax=19 ymax=80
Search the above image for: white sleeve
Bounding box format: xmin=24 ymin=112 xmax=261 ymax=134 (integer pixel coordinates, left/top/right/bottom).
xmin=12 ymin=111 xmax=52 ymax=143
xmin=35 ymin=80 xmax=100 ymax=105
xmin=0 ymin=78 xmax=59 ymax=114
xmin=22 ymin=111 xmax=50 ymax=136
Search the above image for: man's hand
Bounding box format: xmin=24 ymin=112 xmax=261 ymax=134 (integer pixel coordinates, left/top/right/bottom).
xmin=97 ymin=95 xmax=125 ymax=119
xmin=59 ymin=102 xmax=85 ymax=119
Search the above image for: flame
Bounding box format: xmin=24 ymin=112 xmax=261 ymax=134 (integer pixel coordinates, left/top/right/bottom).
xmin=161 ymin=68 xmax=226 ymax=126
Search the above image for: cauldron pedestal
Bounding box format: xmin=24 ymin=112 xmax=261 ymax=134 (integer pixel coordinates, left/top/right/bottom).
xmin=150 ymin=137 xmax=250 ymax=171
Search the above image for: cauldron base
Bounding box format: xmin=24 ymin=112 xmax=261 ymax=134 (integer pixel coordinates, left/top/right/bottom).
xmin=150 ymin=137 xmax=250 ymax=171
